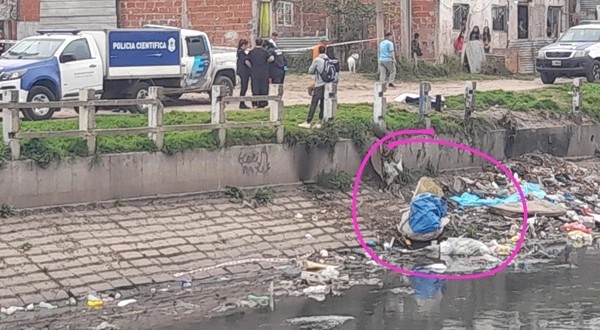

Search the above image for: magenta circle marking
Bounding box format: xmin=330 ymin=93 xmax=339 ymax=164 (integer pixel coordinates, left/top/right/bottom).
xmin=351 ymin=128 xmax=528 ymax=280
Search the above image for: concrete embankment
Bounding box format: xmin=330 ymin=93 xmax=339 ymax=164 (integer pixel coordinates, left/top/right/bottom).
xmin=1 ymin=124 xmax=597 ymax=208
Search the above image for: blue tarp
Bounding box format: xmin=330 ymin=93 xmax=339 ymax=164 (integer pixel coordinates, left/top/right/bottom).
xmin=408 ymin=193 xmax=448 ymax=234
xmin=450 ymin=182 xmax=547 ymax=207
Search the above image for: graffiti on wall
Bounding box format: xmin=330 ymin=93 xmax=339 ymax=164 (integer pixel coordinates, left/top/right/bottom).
xmin=238 ymin=147 xmax=271 ymax=175
xmin=0 ymin=0 xmax=16 ymax=20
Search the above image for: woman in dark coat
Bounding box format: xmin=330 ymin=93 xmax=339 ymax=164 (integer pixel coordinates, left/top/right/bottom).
xmin=236 ymin=39 xmax=251 ymax=109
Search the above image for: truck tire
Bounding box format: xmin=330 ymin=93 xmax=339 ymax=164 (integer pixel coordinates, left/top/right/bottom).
xmin=22 ymin=86 xmax=58 ymax=121
xmin=128 ymin=82 xmax=151 ymax=114
xmin=586 ymin=61 xmax=600 ymax=83
xmin=540 ymin=73 xmax=556 ymax=85
xmin=213 ymin=75 xmax=234 ymax=97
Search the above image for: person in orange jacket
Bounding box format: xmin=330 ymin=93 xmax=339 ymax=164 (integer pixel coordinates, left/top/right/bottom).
xmin=312 ymin=36 xmax=329 ymax=59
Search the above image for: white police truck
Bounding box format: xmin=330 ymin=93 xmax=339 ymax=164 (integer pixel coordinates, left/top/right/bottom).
xmin=0 ymin=26 xmax=237 ymax=120
xmin=536 ymin=22 xmax=600 ymax=85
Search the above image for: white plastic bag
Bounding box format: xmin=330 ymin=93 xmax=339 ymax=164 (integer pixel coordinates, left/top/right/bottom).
xmin=440 ymin=237 xmax=491 ymax=256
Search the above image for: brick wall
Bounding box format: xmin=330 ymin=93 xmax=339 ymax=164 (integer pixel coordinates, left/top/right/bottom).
xmin=412 ymin=0 xmax=437 ymax=58
xmin=18 ymin=0 xmax=41 ymax=21
xmin=118 ymin=0 xmax=254 ymax=46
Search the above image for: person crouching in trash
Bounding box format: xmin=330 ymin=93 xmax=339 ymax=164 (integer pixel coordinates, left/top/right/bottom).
xmin=397 ymin=189 xmax=449 ymax=248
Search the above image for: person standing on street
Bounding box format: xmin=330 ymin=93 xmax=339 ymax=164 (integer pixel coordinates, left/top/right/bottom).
xmin=236 ymin=39 xmax=251 ymax=109
xmin=299 ymin=45 xmax=339 ymax=129
xmin=245 ymin=38 xmax=274 ymax=108
xmin=269 ymin=31 xmax=279 ymax=48
xmin=266 ymin=41 xmax=288 ymax=84
xmin=379 ymin=32 xmax=396 ymax=88
xmin=312 ymin=36 xmax=329 ymax=60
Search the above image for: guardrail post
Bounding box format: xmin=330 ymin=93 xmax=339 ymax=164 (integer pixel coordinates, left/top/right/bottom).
xmin=373 ymin=82 xmax=387 ymax=129
xmin=464 ymin=81 xmax=476 ymax=121
xmin=269 ymin=84 xmax=284 ymax=144
xmin=148 ymin=87 xmax=164 ymax=149
xmin=78 ymin=89 xmax=96 ymax=154
xmin=419 ymin=81 xmax=431 ymax=129
xmin=2 ymin=90 xmax=20 ymax=159
xmin=323 ymin=83 xmax=338 ymax=121
xmin=211 ymin=85 xmax=226 ymax=147
xmin=572 ymin=78 xmax=583 ymax=114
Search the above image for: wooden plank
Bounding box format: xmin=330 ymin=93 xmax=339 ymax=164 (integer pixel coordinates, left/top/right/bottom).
xmin=4 ymin=99 xmax=160 ymax=109
xmin=224 ymin=95 xmax=281 ymax=103
xmin=16 ymin=130 xmax=86 ymax=139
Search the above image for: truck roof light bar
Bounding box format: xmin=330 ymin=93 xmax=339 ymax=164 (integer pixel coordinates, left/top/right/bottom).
xmin=578 ymin=20 xmax=600 ymax=25
xmin=36 ymin=29 xmax=81 ymax=35
xmin=142 ymin=24 xmax=180 ymax=30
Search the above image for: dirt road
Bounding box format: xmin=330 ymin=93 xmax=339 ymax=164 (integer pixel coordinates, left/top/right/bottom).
xmin=54 ymin=73 xmax=547 ymax=118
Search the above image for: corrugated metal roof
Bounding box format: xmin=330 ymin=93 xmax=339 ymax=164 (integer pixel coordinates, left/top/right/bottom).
xmin=580 ymin=0 xmax=600 ymax=11
xmin=40 ymin=0 xmax=117 ymax=30
xmin=277 ymin=37 xmax=322 ymax=56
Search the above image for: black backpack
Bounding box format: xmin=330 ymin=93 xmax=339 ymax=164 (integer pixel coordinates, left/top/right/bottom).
xmin=320 ymin=58 xmax=339 ymax=83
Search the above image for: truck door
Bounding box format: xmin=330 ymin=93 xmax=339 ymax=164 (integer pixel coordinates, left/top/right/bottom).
xmin=58 ymin=38 xmax=103 ymax=99
xmin=181 ymin=35 xmax=212 ymax=89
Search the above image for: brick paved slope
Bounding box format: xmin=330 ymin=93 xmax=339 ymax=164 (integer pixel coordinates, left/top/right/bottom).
xmin=0 ymin=187 xmax=384 ymax=308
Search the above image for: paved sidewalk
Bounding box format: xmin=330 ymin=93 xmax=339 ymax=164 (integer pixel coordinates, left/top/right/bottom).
xmin=0 ymin=187 xmax=385 ymax=308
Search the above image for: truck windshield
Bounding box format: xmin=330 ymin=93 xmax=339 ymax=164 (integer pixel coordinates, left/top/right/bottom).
xmin=558 ymin=28 xmax=600 ymax=42
xmin=2 ymin=39 xmax=64 ymax=59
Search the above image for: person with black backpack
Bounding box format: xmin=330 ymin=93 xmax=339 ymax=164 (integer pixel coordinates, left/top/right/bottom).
xmin=299 ymin=46 xmax=340 ymax=129
xmin=266 ymin=41 xmax=288 ymax=84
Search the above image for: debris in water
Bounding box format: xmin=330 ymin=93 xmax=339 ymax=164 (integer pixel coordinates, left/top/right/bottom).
xmin=117 ymin=299 xmax=137 ymax=307
xmin=285 ymin=315 xmax=355 ymax=330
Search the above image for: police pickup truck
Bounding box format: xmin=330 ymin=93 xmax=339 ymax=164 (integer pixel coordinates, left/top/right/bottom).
xmin=0 ymin=25 xmax=236 ymax=120
xmin=536 ymin=22 xmax=600 ymax=85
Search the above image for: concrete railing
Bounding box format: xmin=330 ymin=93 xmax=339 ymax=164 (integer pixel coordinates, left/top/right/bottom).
xmin=373 ymin=78 xmax=585 ymax=127
xmin=2 ymin=85 xmax=286 ymax=159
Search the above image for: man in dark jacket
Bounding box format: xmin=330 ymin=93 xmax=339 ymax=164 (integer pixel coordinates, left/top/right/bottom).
xmin=266 ymin=41 xmax=288 ymax=84
xmin=246 ymin=38 xmax=274 ymax=108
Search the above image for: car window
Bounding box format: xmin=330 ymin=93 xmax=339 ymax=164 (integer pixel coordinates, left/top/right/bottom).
xmin=186 ymin=36 xmax=208 ymax=56
xmin=559 ymin=28 xmax=600 ymax=42
xmin=61 ymin=39 xmax=92 ymax=61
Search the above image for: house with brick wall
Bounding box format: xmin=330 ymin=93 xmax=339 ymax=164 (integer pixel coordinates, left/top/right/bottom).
xmin=13 ymin=0 xmax=591 ymax=74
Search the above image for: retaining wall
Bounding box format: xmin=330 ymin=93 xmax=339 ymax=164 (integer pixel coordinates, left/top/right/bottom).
xmin=1 ymin=124 xmax=598 ymax=208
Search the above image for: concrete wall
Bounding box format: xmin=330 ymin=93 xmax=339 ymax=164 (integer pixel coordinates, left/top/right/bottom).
xmin=1 ymin=124 xmax=599 ymax=208
xmin=436 ymin=0 xmax=568 ymax=57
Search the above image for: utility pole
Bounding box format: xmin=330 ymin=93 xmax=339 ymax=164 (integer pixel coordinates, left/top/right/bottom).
xmin=376 ymin=0 xmax=384 ymax=59
xmin=181 ymin=0 xmax=189 ymax=28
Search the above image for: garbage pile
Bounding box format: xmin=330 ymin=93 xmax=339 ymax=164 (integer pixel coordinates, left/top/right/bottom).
xmin=371 ymin=154 xmax=600 ymax=274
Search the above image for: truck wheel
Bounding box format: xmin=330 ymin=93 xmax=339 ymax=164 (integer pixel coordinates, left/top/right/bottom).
xmin=586 ymin=61 xmax=600 ymax=83
xmin=213 ymin=75 xmax=234 ymax=97
xmin=22 ymin=86 xmax=58 ymax=121
xmin=128 ymin=82 xmax=151 ymax=114
xmin=540 ymin=73 xmax=556 ymax=85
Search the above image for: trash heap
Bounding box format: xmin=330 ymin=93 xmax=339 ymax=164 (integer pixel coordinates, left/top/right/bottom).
xmin=373 ymin=154 xmax=600 ymax=274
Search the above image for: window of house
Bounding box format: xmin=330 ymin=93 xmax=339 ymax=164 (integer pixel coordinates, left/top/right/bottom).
xmin=492 ymin=6 xmax=508 ymax=31
xmin=453 ymin=4 xmax=470 ymax=30
xmin=276 ymin=1 xmax=293 ymax=27
xmin=547 ymin=6 xmax=562 ymax=38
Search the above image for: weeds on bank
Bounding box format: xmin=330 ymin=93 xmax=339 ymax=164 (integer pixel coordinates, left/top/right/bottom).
xmin=224 ymin=186 xmax=276 ymax=207
xmin=0 ymin=204 xmax=15 ymax=218
xmin=316 ymin=170 xmax=354 ymax=193
xmin=1 ymin=83 xmax=588 ymax=167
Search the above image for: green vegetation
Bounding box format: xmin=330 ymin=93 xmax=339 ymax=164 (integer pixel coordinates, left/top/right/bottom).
xmin=445 ymin=83 xmax=600 ymax=119
xmin=316 ymin=170 xmax=354 ymax=193
xmin=223 ymin=186 xmax=276 ymax=207
xmin=0 ymin=83 xmax=591 ymax=166
xmin=0 ymin=204 xmax=15 ymax=218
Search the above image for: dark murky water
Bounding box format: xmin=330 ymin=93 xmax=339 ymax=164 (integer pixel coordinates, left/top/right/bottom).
xmin=166 ymin=249 xmax=600 ymax=330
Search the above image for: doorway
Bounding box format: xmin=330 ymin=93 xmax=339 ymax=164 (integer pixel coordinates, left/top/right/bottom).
xmin=518 ymin=5 xmax=529 ymax=39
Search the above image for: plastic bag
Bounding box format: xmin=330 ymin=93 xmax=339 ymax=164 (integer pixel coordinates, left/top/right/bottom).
xmin=408 ymin=193 xmax=448 ymax=234
xmin=440 ymin=237 xmax=491 ymax=256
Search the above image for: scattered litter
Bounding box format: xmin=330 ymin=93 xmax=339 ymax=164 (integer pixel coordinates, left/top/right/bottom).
xmin=39 ymin=301 xmax=57 ymax=309
xmin=238 ymin=295 xmax=270 ymax=308
xmin=181 ymin=280 xmax=192 ymax=289
xmin=319 ymin=249 xmax=329 ymax=258
xmin=66 ymin=297 xmax=77 ymax=306
xmin=1 ymin=306 xmax=24 ymax=315
xmin=440 ymin=237 xmax=492 ymax=257
xmin=117 ymin=299 xmax=137 ymax=307
xmin=114 ymin=292 xmax=122 ymax=300
xmin=86 ymin=293 xmax=104 ymax=308
xmin=150 ymin=288 xmax=157 ymax=294
xmin=285 ymin=315 xmax=355 ymax=330
xmin=305 ymin=233 xmax=314 ymax=240
xmin=295 ymin=213 xmax=304 ymax=219
xmin=304 ymin=260 xmax=328 ymax=271
xmin=25 ymin=304 xmax=34 ymax=311
xmin=390 ymin=287 xmax=415 ymax=295
xmin=95 ymin=321 xmax=120 ymax=330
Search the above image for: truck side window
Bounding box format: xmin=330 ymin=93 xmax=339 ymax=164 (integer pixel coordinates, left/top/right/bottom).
xmin=186 ymin=36 xmax=208 ymax=57
xmin=61 ymin=39 xmax=91 ymax=61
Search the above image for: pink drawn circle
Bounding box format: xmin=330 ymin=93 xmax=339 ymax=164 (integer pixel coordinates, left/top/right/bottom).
xmin=351 ymin=129 xmax=528 ymax=280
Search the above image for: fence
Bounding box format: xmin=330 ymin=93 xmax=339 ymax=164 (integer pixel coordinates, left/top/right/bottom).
xmin=372 ymin=78 xmax=585 ymax=128
xmin=1 ymin=85 xmax=286 ymax=159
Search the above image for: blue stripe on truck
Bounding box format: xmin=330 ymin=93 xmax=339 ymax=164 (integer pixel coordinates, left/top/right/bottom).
xmin=108 ymin=30 xmax=181 ymax=67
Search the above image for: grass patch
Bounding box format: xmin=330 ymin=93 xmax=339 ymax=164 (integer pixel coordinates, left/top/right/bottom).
xmin=0 ymin=95 xmax=555 ymax=165
xmin=445 ymin=83 xmax=600 ymax=119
